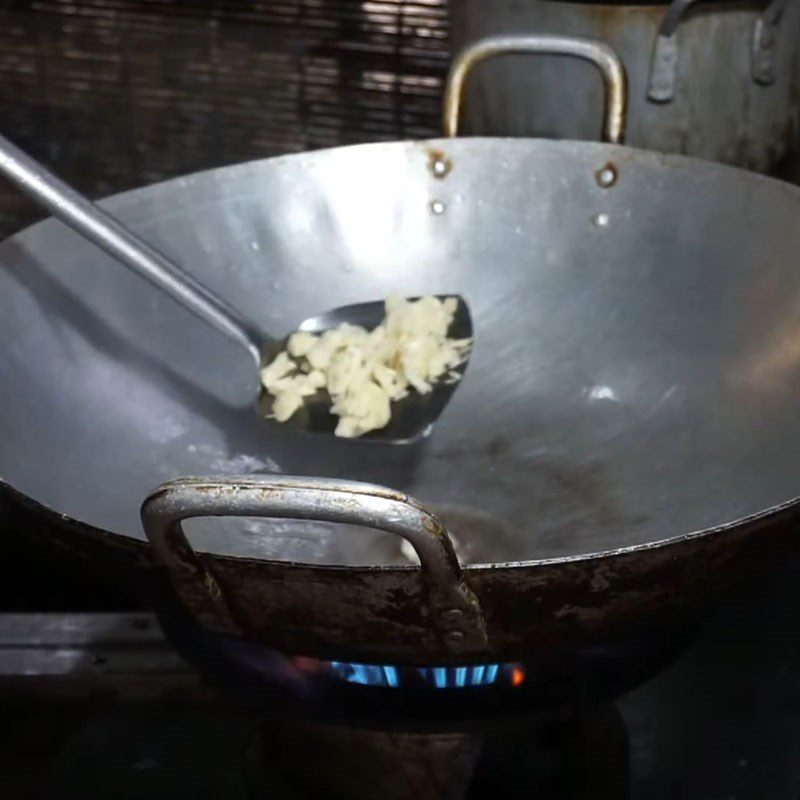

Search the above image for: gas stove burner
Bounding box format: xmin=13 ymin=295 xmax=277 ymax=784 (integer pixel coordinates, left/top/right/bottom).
xmin=158 ymin=605 xmax=698 ymax=723
xmin=299 ymin=659 xmax=525 ymax=690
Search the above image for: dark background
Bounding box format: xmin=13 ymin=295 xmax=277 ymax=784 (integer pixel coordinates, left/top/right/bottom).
xmin=0 ymin=0 xmax=449 ymax=235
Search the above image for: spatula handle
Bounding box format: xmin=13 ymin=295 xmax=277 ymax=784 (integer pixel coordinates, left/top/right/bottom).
xmin=0 ymin=132 xmax=262 ymax=364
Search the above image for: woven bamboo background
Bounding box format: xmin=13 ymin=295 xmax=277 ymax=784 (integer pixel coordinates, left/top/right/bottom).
xmin=0 ymin=0 xmax=450 ymax=234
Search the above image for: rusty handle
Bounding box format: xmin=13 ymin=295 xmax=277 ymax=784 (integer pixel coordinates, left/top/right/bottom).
xmin=141 ymin=475 xmax=488 ymax=654
xmin=443 ymin=34 xmax=628 ymax=144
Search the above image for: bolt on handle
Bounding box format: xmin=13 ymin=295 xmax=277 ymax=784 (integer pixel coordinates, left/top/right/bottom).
xmin=443 ymin=34 xmax=628 ymax=144
xmin=141 ymin=475 xmax=489 ymax=654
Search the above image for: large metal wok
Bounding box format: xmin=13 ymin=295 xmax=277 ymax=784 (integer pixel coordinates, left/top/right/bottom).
xmin=450 ymin=0 xmax=800 ymax=175
xmin=2 ymin=36 xmax=800 ymax=667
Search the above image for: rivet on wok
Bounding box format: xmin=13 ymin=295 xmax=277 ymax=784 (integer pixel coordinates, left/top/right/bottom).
xmin=595 ymin=163 xmax=617 ymax=188
xmin=430 ymin=200 xmax=446 ymax=215
xmin=592 ymin=212 xmax=610 ymax=228
xmin=445 ymin=630 xmax=465 ymax=643
xmin=427 ymin=149 xmax=452 ymax=179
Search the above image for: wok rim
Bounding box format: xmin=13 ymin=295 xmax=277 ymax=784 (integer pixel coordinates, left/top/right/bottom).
xmin=5 ymin=136 xmax=800 ymax=243
xmin=3 ymin=135 xmax=800 ymax=571
xmin=4 ymin=476 xmax=798 ymax=572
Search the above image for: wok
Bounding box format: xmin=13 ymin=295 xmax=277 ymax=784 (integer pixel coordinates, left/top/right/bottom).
xmin=449 ymin=0 xmax=800 ymax=174
xmin=2 ymin=35 xmax=800 ymax=665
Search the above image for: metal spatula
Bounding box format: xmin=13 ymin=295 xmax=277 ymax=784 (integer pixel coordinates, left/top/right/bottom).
xmin=0 ymin=132 xmax=471 ymax=442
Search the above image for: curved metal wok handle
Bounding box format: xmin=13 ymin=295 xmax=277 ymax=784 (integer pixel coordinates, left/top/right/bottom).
xmin=141 ymin=476 xmax=488 ymax=654
xmin=443 ymin=35 xmax=628 ymax=144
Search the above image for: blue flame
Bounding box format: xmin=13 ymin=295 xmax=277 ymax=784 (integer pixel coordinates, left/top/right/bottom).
xmin=328 ymin=661 xmax=509 ymax=689
xmin=382 ymin=665 xmax=399 ymax=688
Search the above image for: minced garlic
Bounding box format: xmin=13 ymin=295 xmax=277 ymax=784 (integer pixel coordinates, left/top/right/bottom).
xmin=260 ymin=295 xmax=470 ymax=437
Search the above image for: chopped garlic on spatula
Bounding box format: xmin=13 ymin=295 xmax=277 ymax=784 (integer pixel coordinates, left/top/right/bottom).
xmin=260 ymin=295 xmax=470 ymax=437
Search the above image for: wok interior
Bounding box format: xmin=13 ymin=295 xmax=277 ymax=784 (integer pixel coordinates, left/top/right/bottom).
xmin=2 ymin=138 xmax=800 ymax=567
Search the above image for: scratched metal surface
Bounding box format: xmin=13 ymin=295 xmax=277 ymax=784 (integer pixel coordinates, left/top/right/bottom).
xmin=2 ymin=137 xmax=800 ymax=571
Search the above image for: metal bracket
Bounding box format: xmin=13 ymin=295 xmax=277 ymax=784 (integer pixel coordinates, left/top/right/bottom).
xmin=648 ymin=0 xmax=701 ymax=103
xmin=752 ymin=0 xmax=790 ymax=85
xmin=649 ymin=0 xmax=791 ymax=101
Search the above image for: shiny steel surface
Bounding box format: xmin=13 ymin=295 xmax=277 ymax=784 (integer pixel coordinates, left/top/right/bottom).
xmin=443 ymin=34 xmax=627 ymax=143
xmin=2 ymin=136 xmax=800 ymax=575
xmin=0 ymin=131 xmax=467 ymax=441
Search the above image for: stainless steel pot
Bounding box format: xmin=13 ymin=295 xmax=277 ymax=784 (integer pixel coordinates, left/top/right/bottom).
xmin=2 ymin=35 xmax=800 ymax=665
xmin=450 ymin=0 xmax=800 ymax=173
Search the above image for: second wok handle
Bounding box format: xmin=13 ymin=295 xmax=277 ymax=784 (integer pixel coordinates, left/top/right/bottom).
xmin=141 ymin=476 xmax=489 ymax=655
xmin=443 ymin=34 xmax=628 ymax=144
xmin=0 ymin=132 xmax=263 ymax=365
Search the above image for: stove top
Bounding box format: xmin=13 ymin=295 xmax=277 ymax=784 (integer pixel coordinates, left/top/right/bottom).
xmin=1 ymin=553 xmax=800 ymax=798
xmin=0 ymin=633 xmax=626 ymax=800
